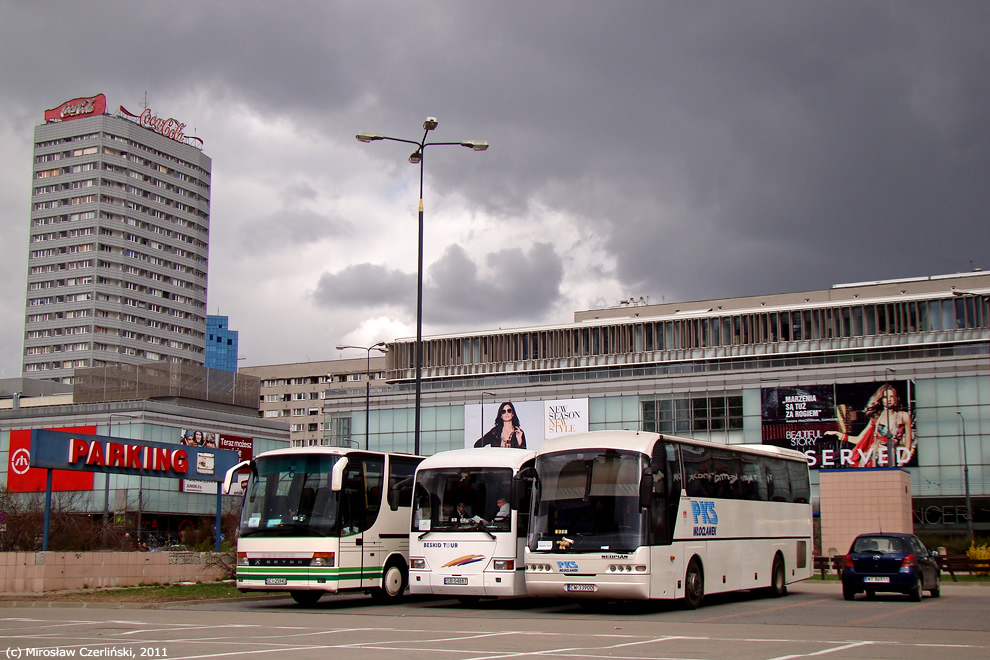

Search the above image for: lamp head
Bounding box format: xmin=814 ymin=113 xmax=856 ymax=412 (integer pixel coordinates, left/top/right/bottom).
xmin=356 ymin=132 xmax=384 ymax=143
xmin=408 ymin=151 xmax=423 ymax=164
xmin=461 ymin=140 xmax=489 ymax=151
xmin=423 ymin=117 xmax=438 ymax=131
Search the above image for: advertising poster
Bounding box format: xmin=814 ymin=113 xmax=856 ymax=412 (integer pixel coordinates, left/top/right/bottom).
xmin=762 ymin=381 xmax=916 ymax=469
xmin=181 ymin=431 xmax=253 ymax=495
xmin=464 ymin=398 xmax=589 ymax=452
xmin=6 ymin=426 xmax=96 ymax=492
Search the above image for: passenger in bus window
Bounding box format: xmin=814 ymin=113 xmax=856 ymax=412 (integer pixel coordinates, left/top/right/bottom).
xmin=493 ymin=497 xmax=510 ymax=521
xmin=452 ymin=502 xmax=471 ymax=521
xmin=475 ymin=402 xmax=527 ymax=448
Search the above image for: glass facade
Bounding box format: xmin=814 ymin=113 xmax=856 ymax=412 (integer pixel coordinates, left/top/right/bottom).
xmin=205 ymin=315 xmax=238 ymax=372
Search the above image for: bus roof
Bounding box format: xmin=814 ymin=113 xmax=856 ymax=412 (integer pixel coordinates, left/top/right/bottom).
xmin=536 ymin=430 xmax=808 ymax=463
xmin=415 ymin=447 xmax=536 ymax=471
xmin=253 ymin=446 xmax=422 ymax=460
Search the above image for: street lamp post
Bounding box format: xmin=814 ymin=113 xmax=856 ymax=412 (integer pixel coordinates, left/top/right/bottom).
xmin=336 ymin=342 xmax=387 ymax=450
xmin=108 ymin=413 xmax=140 ymax=545
xmin=357 ymin=118 xmax=487 ymax=455
xmin=481 ymin=391 xmax=496 ymax=439
xmin=955 ymin=411 xmax=975 ymax=544
xmin=884 ymin=367 xmax=896 ymax=467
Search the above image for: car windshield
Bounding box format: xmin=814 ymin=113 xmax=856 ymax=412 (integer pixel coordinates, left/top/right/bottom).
xmin=412 ymin=467 xmax=514 ymax=533
xmin=851 ymin=536 xmax=906 ymax=554
xmin=529 ymin=448 xmax=647 ymax=553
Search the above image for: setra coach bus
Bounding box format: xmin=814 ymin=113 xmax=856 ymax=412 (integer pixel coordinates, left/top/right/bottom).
xmin=408 ymin=447 xmax=535 ymax=602
xmin=227 ymin=447 xmax=422 ymax=605
xmin=523 ymin=430 xmax=812 ymax=608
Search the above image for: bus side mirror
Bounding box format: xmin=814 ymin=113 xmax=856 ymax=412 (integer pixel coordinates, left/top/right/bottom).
xmin=639 ymin=467 xmax=654 ymax=508
xmin=331 ymin=457 xmax=349 ymax=492
xmin=223 ymin=460 xmax=252 ymax=494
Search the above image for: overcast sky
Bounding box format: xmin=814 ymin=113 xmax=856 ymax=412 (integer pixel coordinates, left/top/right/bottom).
xmin=1 ymin=1 xmax=988 ymax=374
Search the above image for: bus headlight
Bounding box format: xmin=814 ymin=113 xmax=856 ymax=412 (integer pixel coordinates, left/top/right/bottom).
xmin=493 ymin=560 xmax=514 ymax=571
xmin=311 ymin=552 xmax=334 ymax=567
xmin=236 ymin=552 xmax=248 ymax=566
xmin=411 ymin=558 xmax=426 ymax=569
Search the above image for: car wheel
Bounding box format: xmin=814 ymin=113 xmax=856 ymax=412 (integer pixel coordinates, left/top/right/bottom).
xmin=290 ymin=590 xmax=323 ymax=606
xmin=683 ymin=559 xmax=705 ymax=610
xmin=767 ymin=555 xmax=787 ymax=598
xmin=372 ymin=560 xmax=408 ymax=603
xmin=842 ymin=583 xmax=856 ymax=601
xmin=930 ymin=573 xmax=941 ymax=598
xmin=909 ymin=578 xmax=923 ymax=602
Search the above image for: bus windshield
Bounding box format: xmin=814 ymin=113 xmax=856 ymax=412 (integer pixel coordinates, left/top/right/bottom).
xmin=239 ymin=454 xmax=340 ymax=538
xmin=529 ymin=449 xmax=647 ymax=553
xmin=413 ymin=467 xmax=514 ymax=533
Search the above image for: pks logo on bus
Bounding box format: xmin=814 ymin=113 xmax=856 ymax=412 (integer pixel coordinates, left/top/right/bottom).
xmin=557 ymin=561 xmax=579 ymax=573
xmin=691 ymin=501 xmax=718 ymax=537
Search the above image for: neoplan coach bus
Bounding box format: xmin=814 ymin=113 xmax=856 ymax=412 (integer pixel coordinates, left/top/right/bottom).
xmin=524 ymin=430 xmax=812 ymax=608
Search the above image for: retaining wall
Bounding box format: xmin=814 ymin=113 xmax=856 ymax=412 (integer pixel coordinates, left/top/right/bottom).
xmin=0 ymin=551 xmax=227 ymax=593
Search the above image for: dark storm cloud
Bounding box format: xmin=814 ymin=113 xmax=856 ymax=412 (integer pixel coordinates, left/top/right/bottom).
xmin=2 ymin=1 xmax=988 ymax=371
xmin=312 ymin=264 xmax=414 ymax=308
xmin=426 ymin=243 xmax=565 ymax=325
xmin=236 ymin=206 xmax=352 ymax=254
xmin=311 ymin=242 xmax=564 ymax=325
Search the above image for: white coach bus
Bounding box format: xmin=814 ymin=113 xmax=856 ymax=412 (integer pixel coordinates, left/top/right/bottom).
xmin=229 ymin=447 xmax=422 ymax=605
xmin=409 ymin=447 xmax=536 ymax=603
xmin=524 ymin=430 xmax=812 ymax=608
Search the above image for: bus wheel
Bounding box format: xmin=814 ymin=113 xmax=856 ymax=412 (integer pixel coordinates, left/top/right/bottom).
xmin=373 ymin=560 xmax=407 ymax=603
xmin=290 ymin=590 xmax=323 ymax=606
xmin=683 ymin=559 xmax=704 ymax=610
xmin=767 ymin=555 xmax=787 ymax=598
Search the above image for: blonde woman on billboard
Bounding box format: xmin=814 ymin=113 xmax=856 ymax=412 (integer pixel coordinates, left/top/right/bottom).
xmin=474 ymin=402 xmax=527 ymax=449
xmin=826 ymin=384 xmax=914 ymax=467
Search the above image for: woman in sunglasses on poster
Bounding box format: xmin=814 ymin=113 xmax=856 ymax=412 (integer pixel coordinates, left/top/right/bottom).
xmin=474 ymin=402 xmax=527 ymax=449
xmin=826 ymin=384 xmax=914 ymax=467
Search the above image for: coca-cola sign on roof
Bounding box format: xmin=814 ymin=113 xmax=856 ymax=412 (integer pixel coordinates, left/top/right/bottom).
xmin=44 ymin=94 xmax=107 ymax=123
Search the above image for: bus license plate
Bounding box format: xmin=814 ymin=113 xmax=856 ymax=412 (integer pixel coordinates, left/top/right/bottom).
xmin=265 ymin=577 xmax=288 ymax=586
xmin=444 ymin=577 xmax=469 ymax=585
xmin=864 ymin=577 xmax=889 ymax=583
xmin=565 ymin=584 xmax=597 ymax=592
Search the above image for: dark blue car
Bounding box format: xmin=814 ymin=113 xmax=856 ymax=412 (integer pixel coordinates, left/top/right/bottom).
xmin=841 ymin=533 xmax=940 ymax=601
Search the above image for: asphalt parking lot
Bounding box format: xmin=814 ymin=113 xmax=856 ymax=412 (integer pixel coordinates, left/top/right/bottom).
xmin=1 ymin=581 xmax=987 ymax=660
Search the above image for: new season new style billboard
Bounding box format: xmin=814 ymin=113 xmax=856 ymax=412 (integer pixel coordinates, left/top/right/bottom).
xmin=463 ymin=398 xmax=589 ymax=452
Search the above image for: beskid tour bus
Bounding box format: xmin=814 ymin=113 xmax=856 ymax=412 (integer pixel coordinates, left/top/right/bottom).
xmin=409 ymin=447 xmax=536 ymax=603
xmin=226 ymin=447 xmax=423 ymax=605
xmin=523 ymin=430 xmax=812 ymax=608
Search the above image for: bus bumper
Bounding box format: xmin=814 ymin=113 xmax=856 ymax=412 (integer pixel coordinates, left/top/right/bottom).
xmin=524 ymin=570 xmax=651 ymax=600
xmin=236 ymin=567 xmax=344 ymax=592
xmin=409 ymin=568 xmax=526 ymax=597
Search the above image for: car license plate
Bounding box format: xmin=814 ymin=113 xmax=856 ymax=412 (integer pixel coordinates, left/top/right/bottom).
xmin=265 ymin=577 xmax=288 ymax=586
xmin=444 ymin=577 xmax=469 ymax=585
xmin=565 ymin=584 xmax=598 ymax=592
xmin=864 ymin=576 xmax=889 ymax=583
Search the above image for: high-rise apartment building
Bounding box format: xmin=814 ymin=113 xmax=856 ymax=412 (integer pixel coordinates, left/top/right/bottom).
xmin=205 ymin=315 xmax=239 ymax=372
xmin=23 ymin=94 xmax=211 ymax=383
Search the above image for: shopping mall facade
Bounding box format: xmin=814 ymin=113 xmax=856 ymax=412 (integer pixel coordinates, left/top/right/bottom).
xmin=325 ymin=271 xmax=989 ymax=537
